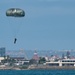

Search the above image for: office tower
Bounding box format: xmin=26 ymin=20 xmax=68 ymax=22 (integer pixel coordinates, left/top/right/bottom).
xmin=0 ymin=47 xmax=6 ymax=57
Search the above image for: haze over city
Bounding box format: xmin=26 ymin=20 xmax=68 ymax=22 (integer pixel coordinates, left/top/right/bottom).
xmin=0 ymin=0 xmax=75 ymax=52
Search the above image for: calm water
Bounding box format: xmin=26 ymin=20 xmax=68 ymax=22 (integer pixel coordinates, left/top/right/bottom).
xmin=0 ymin=70 xmax=75 ymax=75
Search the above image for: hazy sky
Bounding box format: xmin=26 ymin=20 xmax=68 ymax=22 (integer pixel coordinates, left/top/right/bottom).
xmin=0 ymin=0 xmax=75 ymax=51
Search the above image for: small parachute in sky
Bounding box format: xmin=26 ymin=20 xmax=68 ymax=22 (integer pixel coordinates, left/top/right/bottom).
xmin=6 ymin=8 xmax=25 ymax=44
xmin=6 ymin=8 xmax=25 ymax=17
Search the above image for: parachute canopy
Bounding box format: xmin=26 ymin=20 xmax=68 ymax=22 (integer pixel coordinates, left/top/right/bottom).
xmin=6 ymin=8 xmax=25 ymax=17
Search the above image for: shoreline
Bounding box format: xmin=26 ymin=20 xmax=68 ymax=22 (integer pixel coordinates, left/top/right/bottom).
xmin=0 ymin=66 xmax=75 ymax=70
xmin=0 ymin=65 xmax=75 ymax=70
xmin=28 ymin=65 xmax=75 ymax=70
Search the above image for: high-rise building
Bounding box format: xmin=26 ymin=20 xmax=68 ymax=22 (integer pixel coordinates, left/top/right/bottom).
xmin=0 ymin=47 xmax=6 ymax=57
xmin=62 ymin=53 xmax=65 ymax=59
xmin=66 ymin=51 xmax=70 ymax=58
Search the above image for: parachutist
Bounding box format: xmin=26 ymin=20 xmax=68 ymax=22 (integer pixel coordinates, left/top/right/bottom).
xmin=6 ymin=8 xmax=25 ymax=44
xmin=14 ymin=38 xmax=17 ymax=44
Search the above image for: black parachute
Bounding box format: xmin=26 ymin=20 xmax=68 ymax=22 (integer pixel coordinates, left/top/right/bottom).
xmin=6 ymin=8 xmax=25 ymax=17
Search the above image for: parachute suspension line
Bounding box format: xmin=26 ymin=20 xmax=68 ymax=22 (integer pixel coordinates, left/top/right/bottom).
xmin=13 ymin=18 xmax=24 ymax=41
xmin=13 ymin=18 xmax=24 ymax=44
xmin=13 ymin=19 xmax=21 ymax=38
xmin=7 ymin=19 xmax=18 ymax=44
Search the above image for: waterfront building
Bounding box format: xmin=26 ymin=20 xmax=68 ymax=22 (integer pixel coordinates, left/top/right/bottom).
xmin=0 ymin=57 xmax=4 ymax=62
xmin=45 ymin=58 xmax=75 ymax=67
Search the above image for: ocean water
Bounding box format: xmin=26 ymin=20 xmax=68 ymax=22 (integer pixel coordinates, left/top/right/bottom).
xmin=0 ymin=70 xmax=75 ymax=75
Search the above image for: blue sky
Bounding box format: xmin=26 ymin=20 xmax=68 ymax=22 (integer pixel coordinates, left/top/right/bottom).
xmin=0 ymin=0 xmax=75 ymax=51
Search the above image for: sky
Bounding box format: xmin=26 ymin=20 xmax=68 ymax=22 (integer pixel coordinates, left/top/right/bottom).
xmin=0 ymin=0 xmax=75 ymax=52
